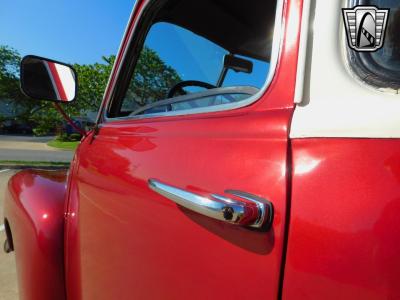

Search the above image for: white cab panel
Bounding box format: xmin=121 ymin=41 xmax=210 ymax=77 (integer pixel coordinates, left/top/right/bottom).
xmin=291 ymin=0 xmax=400 ymax=138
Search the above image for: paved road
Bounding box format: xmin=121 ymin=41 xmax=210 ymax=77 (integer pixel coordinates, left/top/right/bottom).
xmin=0 ymin=135 xmax=54 ymax=143
xmin=0 ymin=135 xmax=74 ymax=162
xmin=0 ymin=148 xmax=73 ymax=162
xmin=0 ymin=169 xmax=18 ymax=300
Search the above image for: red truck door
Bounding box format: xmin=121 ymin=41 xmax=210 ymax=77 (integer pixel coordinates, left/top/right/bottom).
xmin=65 ymin=0 xmax=302 ymax=299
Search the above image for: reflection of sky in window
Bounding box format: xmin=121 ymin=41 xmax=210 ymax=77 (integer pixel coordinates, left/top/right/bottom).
xmin=146 ymin=23 xmax=225 ymax=83
xmin=145 ymin=23 xmax=270 ymax=89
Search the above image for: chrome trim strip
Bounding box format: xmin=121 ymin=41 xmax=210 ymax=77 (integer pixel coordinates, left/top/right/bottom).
xmin=129 ymin=86 xmax=259 ymax=117
xmin=149 ymin=179 xmax=272 ymax=229
xmin=102 ymin=0 xmax=285 ymax=123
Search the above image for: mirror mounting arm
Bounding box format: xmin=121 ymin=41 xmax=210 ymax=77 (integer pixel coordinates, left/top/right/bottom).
xmin=53 ymin=103 xmax=87 ymax=137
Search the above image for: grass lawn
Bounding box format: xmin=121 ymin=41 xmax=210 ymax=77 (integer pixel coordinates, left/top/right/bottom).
xmin=47 ymin=139 xmax=79 ymax=150
xmin=0 ymin=160 xmax=70 ymax=167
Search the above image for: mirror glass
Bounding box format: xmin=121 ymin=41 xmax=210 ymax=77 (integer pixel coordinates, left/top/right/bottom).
xmin=20 ymin=55 xmax=77 ymax=102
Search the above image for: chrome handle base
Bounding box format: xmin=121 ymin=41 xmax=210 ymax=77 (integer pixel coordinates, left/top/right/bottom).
xmin=148 ymin=179 xmax=273 ymax=229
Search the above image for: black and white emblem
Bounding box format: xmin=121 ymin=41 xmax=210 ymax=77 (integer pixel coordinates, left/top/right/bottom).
xmin=342 ymin=6 xmax=389 ymax=52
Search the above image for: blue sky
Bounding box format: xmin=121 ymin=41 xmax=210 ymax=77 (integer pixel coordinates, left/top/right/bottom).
xmin=0 ymin=0 xmax=134 ymax=64
xmin=0 ymin=0 xmax=268 ymax=87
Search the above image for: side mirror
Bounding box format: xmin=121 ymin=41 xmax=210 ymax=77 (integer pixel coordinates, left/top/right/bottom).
xmin=20 ymin=55 xmax=77 ymax=102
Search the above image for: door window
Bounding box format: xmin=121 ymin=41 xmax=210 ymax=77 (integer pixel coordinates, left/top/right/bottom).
xmin=108 ymin=0 xmax=279 ymax=118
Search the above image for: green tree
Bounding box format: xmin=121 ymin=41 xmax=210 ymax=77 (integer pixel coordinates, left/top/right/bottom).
xmin=28 ymin=55 xmax=116 ymax=135
xmin=73 ymin=55 xmax=115 ymax=111
xmin=0 ymin=45 xmax=20 ymax=98
xmin=0 ymin=44 xmax=181 ymax=136
xmin=123 ymin=46 xmax=181 ymax=111
xmin=0 ymin=46 xmax=33 ymax=121
xmin=0 ymin=46 xmax=115 ymax=135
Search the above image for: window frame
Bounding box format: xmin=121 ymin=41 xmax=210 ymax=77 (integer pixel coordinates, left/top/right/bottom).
xmin=104 ymin=0 xmax=285 ymax=121
xmin=345 ymin=0 xmax=400 ymax=91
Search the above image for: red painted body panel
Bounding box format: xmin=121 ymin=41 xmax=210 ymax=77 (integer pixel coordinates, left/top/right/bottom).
xmin=283 ymin=139 xmax=400 ymax=299
xmin=3 ymin=169 xmax=67 ymax=300
xmin=64 ymin=0 xmax=303 ymax=298
xmin=68 ymin=110 xmax=292 ymax=300
xmin=6 ymin=0 xmax=400 ymax=298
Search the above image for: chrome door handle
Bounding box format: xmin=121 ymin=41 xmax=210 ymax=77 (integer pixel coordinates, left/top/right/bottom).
xmin=148 ymin=179 xmax=273 ymax=229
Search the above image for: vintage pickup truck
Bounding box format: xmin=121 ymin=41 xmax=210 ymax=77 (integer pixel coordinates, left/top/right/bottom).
xmin=3 ymin=0 xmax=400 ymax=299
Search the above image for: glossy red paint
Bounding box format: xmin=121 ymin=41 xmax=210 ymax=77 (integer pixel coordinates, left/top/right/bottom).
xmin=68 ymin=111 xmax=291 ymax=300
xmin=63 ymin=1 xmax=303 ymax=299
xmin=4 ymin=169 xmax=67 ymax=300
xmin=283 ymin=138 xmax=400 ymax=299
xmin=6 ymin=0 xmax=400 ymax=298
